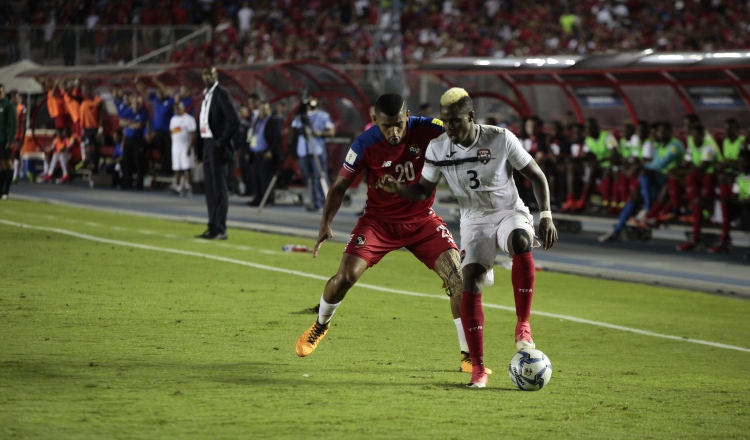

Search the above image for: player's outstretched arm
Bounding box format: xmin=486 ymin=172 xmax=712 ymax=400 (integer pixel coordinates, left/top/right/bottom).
xmin=375 ymin=175 xmax=437 ymax=201
xmin=518 ymin=160 xmax=558 ymax=250
xmin=314 ymin=175 xmax=353 ymax=258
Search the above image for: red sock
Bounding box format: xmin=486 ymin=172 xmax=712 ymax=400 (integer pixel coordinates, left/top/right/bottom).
xmin=646 ymin=201 xmax=662 ymax=219
xmin=460 ymin=291 xmax=484 ymax=368
xmin=617 ymin=172 xmax=628 ymax=203
xmin=629 ymin=176 xmax=640 ymax=194
xmin=668 ymin=176 xmax=683 ymax=212
xmin=719 ymin=184 xmax=732 ymax=244
xmin=720 ymin=203 xmax=730 ymax=244
xmin=685 ymin=172 xmax=699 ymax=201
xmin=512 ymin=253 xmax=535 ymax=321
xmin=691 ymin=201 xmax=702 ymax=243
xmin=601 ymin=176 xmax=612 ymax=203
xmin=701 ymin=173 xmax=716 ymax=200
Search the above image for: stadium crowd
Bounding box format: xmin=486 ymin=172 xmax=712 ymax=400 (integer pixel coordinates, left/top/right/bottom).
xmin=4 ymin=0 xmax=750 ymax=65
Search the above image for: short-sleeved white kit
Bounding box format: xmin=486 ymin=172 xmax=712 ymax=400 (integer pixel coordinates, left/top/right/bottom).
xmin=422 ymin=125 xmax=540 ymax=268
xmin=170 ymin=113 xmax=197 ymax=171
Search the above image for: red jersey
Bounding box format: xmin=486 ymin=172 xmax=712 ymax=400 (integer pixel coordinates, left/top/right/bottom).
xmin=340 ymin=116 xmax=444 ymax=223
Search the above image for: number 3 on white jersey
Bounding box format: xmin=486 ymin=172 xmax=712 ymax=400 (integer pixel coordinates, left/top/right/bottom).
xmin=466 ymin=170 xmax=480 ymax=189
xmin=395 ymin=161 xmax=415 ymax=182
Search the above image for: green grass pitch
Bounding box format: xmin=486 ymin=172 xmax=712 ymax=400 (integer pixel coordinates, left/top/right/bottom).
xmin=1 ymin=200 xmax=749 ymax=439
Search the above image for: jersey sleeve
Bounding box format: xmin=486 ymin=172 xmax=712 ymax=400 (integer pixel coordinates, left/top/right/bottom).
xmin=582 ymin=139 xmax=592 ymax=154
xmin=701 ymin=144 xmax=718 ymax=162
xmin=340 ymin=137 xmax=366 ymax=179
xmin=421 ymin=140 xmax=441 ymax=183
xmin=411 ymin=116 xmax=445 ymax=139
xmin=506 ymin=130 xmax=533 ymax=170
xmin=605 ymin=133 xmax=618 ymax=150
xmin=186 ymin=115 xmax=196 ymax=132
xmin=641 ymin=141 xmax=654 ymax=160
xmin=323 ymin=112 xmax=334 ymax=130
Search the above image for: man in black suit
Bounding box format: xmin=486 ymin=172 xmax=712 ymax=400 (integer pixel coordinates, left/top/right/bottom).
xmin=197 ymin=66 xmax=240 ymax=240
xmin=248 ymin=101 xmax=283 ymax=206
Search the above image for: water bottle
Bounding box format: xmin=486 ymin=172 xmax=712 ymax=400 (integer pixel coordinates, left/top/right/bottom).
xmin=282 ymin=244 xmax=311 ymax=252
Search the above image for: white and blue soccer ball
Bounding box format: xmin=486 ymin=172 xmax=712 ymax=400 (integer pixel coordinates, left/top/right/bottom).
xmin=508 ymin=348 xmax=552 ymax=391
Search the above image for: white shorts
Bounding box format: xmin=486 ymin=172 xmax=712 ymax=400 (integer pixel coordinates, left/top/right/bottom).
xmin=172 ymin=145 xmax=194 ymax=171
xmin=459 ymin=209 xmax=540 ymax=270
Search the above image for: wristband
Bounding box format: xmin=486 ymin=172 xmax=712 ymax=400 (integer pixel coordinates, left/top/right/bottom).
xmin=539 ymin=210 xmax=552 ymax=219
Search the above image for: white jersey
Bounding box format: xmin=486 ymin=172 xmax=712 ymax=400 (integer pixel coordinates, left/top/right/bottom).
xmin=422 ymin=124 xmax=533 ymax=222
xmin=170 ymin=113 xmax=196 ymax=151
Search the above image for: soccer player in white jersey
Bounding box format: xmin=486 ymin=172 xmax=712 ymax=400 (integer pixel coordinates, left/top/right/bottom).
xmin=377 ymin=88 xmax=558 ymax=388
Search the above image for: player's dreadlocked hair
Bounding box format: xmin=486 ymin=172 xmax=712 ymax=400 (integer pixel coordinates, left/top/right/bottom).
xmin=375 ymin=93 xmax=406 ymax=116
xmin=440 ymin=87 xmax=473 ymax=114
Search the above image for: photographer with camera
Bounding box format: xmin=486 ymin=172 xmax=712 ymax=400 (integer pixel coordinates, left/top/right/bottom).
xmin=291 ymin=93 xmax=335 ymax=212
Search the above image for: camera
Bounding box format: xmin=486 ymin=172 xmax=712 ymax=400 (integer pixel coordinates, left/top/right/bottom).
xmin=297 ymin=88 xmax=318 ymax=126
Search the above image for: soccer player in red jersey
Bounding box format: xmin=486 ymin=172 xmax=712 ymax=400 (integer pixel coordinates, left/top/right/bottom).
xmin=296 ymin=93 xmax=479 ymax=373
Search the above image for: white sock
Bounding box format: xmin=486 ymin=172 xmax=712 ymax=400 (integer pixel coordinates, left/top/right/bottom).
xmin=454 ymin=317 xmax=469 ymax=353
xmin=59 ymin=152 xmax=69 ymax=175
xmin=43 ymin=157 xmax=49 ymax=174
xmin=12 ymin=159 xmax=19 ymax=180
xmin=317 ymin=294 xmax=340 ymax=325
xmin=48 ymin=153 xmax=59 ymax=175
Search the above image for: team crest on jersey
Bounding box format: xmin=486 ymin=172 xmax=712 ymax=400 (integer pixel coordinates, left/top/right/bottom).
xmin=356 ymin=236 xmax=366 ymax=246
xmin=477 ymin=148 xmax=491 ymax=164
xmin=409 ymin=145 xmax=420 ymax=156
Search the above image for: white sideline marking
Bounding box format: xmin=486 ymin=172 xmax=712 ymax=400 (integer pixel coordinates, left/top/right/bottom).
xmin=2 ymin=218 xmax=749 ymax=354
xmin=84 ymin=222 xmax=101 ymax=227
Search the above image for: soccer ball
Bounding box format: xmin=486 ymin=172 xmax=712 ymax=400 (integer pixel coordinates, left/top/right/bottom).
xmin=508 ymin=348 xmax=552 ymax=391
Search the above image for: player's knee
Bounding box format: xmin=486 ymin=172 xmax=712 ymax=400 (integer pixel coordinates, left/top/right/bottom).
xmin=511 ymin=229 xmax=532 ymax=255
xmin=434 ymin=249 xmax=462 ymax=297
xmin=461 ymin=263 xmax=485 ymax=291
xmin=332 ymin=270 xmax=359 ymax=292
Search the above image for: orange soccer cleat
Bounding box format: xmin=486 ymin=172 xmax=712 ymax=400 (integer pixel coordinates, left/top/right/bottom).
xmin=295 ymin=321 xmax=329 ymax=357
xmin=460 ymin=352 xmax=493 ymax=374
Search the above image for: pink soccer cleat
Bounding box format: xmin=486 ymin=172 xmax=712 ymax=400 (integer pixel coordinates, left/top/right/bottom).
xmin=466 ymin=366 xmax=488 ymax=388
xmin=515 ymin=321 xmax=536 ymax=350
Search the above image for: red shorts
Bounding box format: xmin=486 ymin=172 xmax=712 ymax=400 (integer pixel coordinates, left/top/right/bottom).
xmin=54 ymin=114 xmax=72 ymax=130
xmin=344 ymin=212 xmax=458 ymax=270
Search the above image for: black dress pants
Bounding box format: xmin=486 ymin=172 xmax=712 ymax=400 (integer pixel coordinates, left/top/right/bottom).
xmin=202 ymin=138 xmax=229 ymax=235
xmin=122 ymin=136 xmax=145 ymax=190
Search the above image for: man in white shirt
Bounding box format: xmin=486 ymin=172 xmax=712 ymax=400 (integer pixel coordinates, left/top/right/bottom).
xmin=377 ymin=88 xmax=557 ymax=388
xmin=237 ymin=1 xmax=253 ymax=35
xmin=169 ymin=101 xmax=196 ymax=196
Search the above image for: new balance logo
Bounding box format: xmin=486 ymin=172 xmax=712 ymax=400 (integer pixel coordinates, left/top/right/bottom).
xmin=468 ymin=326 xmax=483 ymax=331
xmin=517 ymin=289 xmax=533 ymax=293
xmin=381 ymin=161 xmax=392 ymax=167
